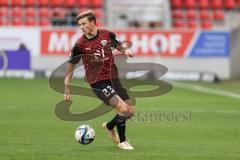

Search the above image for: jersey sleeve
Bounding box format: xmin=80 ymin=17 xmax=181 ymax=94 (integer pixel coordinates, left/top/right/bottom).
xmin=109 ymin=32 xmax=121 ymax=49
xmin=68 ymin=43 xmax=82 ymax=64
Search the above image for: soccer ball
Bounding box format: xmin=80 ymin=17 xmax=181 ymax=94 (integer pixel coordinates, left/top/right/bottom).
xmin=75 ymin=125 xmax=95 ymax=145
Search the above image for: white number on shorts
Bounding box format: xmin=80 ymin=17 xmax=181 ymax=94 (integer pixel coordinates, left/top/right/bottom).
xmin=102 ymin=85 xmax=115 ymax=97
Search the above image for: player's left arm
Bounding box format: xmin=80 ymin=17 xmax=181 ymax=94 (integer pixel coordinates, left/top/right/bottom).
xmin=109 ymin=32 xmax=134 ymax=57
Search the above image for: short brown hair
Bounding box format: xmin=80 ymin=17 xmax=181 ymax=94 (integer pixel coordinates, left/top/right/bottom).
xmin=76 ymin=10 xmax=96 ymax=24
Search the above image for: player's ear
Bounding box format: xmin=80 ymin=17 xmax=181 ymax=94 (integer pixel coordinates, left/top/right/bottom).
xmin=91 ymin=20 xmax=95 ymax=26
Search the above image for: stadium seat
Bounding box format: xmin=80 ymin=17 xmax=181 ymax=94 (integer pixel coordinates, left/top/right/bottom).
xmin=39 ymin=7 xmax=52 ymax=17
xmin=26 ymin=18 xmax=37 ymax=26
xmin=12 ymin=18 xmax=23 ymax=26
xmin=213 ymin=10 xmax=224 ymax=21
xmin=199 ymin=0 xmax=210 ymax=9
xmin=201 ymin=21 xmax=212 ymax=29
xmin=212 ymin=0 xmax=223 ymax=9
xmin=52 ymin=8 xmax=66 ymax=18
xmin=237 ymin=0 xmax=240 ymax=8
xmin=225 ymin=0 xmax=236 ymax=10
xmin=25 ymin=0 xmax=35 ymax=6
xmin=172 ymin=20 xmax=186 ymax=28
xmin=39 ymin=0 xmax=49 ymax=7
xmin=40 ymin=18 xmax=51 ymax=26
xmin=92 ymin=0 xmax=103 ymax=8
xmin=0 ymin=7 xmax=8 ymax=17
xmin=12 ymin=0 xmax=22 ymax=6
xmin=200 ymin=10 xmax=211 ymax=20
xmin=0 ymin=0 xmax=8 ymax=6
xmin=94 ymin=9 xmax=103 ymax=18
xmin=187 ymin=21 xmax=197 ymax=29
xmin=25 ymin=7 xmax=36 ymax=17
xmin=186 ymin=10 xmax=197 ymax=20
xmin=185 ymin=0 xmax=196 ymax=9
xmin=171 ymin=0 xmax=182 ymax=9
xmin=11 ymin=7 xmax=22 ymax=17
xmin=0 ymin=18 xmax=4 ymax=25
xmin=79 ymin=0 xmax=90 ymax=8
xmin=172 ymin=10 xmax=184 ymax=19
xmin=52 ymin=0 xmax=63 ymax=7
xmin=66 ymin=0 xmax=76 ymax=8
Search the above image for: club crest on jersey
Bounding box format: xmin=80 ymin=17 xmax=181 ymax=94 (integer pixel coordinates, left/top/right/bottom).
xmin=101 ymin=40 xmax=107 ymax=47
xmin=85 ymin=47 xmax=91 ymax=51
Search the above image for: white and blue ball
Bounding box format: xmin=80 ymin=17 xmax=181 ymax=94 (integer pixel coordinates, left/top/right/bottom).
xmin=75 ymin=125 xmax=95 ymax=145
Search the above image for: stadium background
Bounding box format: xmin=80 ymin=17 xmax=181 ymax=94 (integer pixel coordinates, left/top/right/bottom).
xmin=0 ymin=0 xmax=240 ymax=160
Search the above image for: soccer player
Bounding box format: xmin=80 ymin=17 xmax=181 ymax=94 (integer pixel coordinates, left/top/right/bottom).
xmin=64 ymin=10 xmax=134 ymax=150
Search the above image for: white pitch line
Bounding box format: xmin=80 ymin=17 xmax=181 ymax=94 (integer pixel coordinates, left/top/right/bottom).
xmin=173 ymin=82 xmax=240 ymax=100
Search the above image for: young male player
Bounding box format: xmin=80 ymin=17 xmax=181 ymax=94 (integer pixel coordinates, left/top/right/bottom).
xmin=64 ymin=10 xmax=134 ymax=150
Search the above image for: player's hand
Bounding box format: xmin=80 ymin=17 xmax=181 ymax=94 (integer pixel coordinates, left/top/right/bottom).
xmin=124 ymin=49 xmax=134 ymax=57
xmin=64 ymin=85 xmax=71 ymax=101
xmin=64 ymin=93 xmax=71 ymax=101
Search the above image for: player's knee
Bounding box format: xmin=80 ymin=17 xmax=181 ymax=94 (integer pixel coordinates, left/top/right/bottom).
xmin=128 ymin=106 xmax=134 ymax=117
xmin=123 ymin=105 xmax=134 ymax=118
xmin=119 ymin=105 xmax=128 ymax=114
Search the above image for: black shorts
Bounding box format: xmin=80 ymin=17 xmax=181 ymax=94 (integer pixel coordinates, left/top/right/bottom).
xmin=90 ymin=79 xmax=129 ymax=105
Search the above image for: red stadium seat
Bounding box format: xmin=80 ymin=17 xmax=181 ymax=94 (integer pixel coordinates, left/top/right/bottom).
xmin=12 ymin=18 xmax=23 ymax=26
xmin=237 ymin=0 xmax=240 ymax=8
xmin=171 ymin=0 xmax=183 ymax=9
xmin=201 ymin=21 xmax=212 ymax=29
xmin=12 ymin=0 xmax=22 ymax=6
xmin=92 ymin=0 xmax=103 ymax=8
xmin=186 ymin=10 xmax=197 ymax=20
xmin=0 ymin=0 xmax=8 ymax=6
xmin=25 ymin=0 xmax=35 ymax=6
xmin=39 ymin=7 xmax=52 ymax=17
xmin=26 ymin=18 xmax=37 ymax=26
xmin=0 ymin=18 xmax=3 ymax=25
xmin=172 ymin=10 xmax=184 ymax=19
xmin=94 ymin=9 xmax=103 ymax=18
xmin=25 ymin=7 xmax=35 ymax=17
xmin=213 ymin=10 xmax=224 ymax=21
xmin=199 ymin=10 xmax=211 ymax=20
xmin=39 ymin=0 xmax=49 ymax=7
xmin=52 ymin=8 xmax=66 ymax=18
xmin=66 ymin=0 xmax=76 ymax=8
xmin=52 ymin=0 xmax=63 ymax=7
xmin=212 ymin=0 xmax=223 ymax=9
xmin=11 ymin=7 xmax=22 ymax=17
xmin=40 ymin=18 xmax=51 ymax=26
xmin=0 ymin=7 xmax=8 ymax=17
xmin=225 ymin=0 xmax=236 ymax=10
xmin=79 ymin=0 xmax=90 ymax=8
xmin=199 ymin=0 xmax=210 ymax=9
xmin=185 ymin=0 xmax=196 ymax=9
xmin=172 ymin=20 xmax=186 ymax=28
xmin=187 ymin=21 xmax=197 ymax=29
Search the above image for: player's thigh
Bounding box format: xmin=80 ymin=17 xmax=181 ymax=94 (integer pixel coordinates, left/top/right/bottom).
xmin=90 ymin=80 xmax=116 ymax=105
xmin=112 ymin=79 xmax=130 ymax=103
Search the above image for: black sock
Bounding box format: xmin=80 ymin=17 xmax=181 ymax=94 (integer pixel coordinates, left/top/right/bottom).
xmin=106 ymin=114 xmax=118 ymax=130
xmin=116 ymin=115 xmax=126 ymax=143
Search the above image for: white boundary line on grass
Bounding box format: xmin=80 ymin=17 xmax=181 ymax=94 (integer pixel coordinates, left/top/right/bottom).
xmin=173 ymin=82 xmax=240 ymax=100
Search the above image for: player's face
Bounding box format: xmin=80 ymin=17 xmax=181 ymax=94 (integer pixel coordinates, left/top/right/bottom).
xmin=78 ymin=17 xmax=95 ymax=35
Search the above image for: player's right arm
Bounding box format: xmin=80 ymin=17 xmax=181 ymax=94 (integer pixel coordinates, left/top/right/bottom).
xmin=64 ymin=43 xmax=82 ymax=101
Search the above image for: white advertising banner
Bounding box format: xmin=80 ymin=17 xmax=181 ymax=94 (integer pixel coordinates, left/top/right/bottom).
xmin=0 ymin=27 xmax=40 ymax=56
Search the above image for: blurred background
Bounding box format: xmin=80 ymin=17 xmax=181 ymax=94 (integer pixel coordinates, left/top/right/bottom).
xmin=0 ymin=0 xmax=240 ymax=82
xmin=1 ymin=1 xmax=240 ymax=159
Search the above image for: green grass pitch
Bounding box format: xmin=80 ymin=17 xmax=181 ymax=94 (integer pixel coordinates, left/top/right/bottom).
xmin=0 ymin=78 xmax=240 ymax=160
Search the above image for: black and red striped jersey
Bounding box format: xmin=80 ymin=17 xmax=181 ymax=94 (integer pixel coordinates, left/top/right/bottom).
xmin=69 ymin=29 xmax=121 ymax=84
